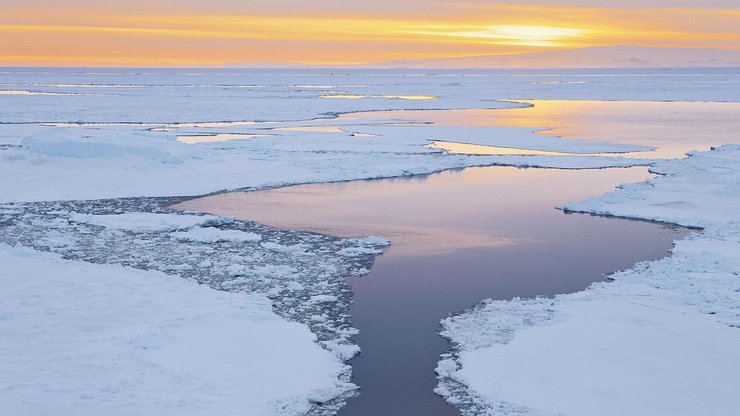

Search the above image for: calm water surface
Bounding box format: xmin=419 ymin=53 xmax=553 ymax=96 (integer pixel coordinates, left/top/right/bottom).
xmin=341 ymin=100 xmax=740 ymax=159
xmin=176 ymin=166 xmax=689 ymax=416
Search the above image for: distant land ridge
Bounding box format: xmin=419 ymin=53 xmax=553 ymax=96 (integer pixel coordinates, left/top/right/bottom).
xmin=371 ymin=46 xmax=740 ymax=68
xmin=226 ymin=46 xmax=740 ymax=68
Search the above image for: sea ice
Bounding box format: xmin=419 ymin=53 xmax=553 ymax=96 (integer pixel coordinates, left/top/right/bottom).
xmin=2 ymin=68 xmax=739 ymax=416
xmin=437 ymin=145 xmax=740 ymax=416
xmin=171 ymin=226 xmax=262 ymax=243
xmin=0 ymin=244 xmax=352 ymax=416
xmin=70 ymin=212 xmax=222 ymax=231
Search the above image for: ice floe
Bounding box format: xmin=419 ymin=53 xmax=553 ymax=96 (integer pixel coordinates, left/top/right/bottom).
xmin=436 ymin=144 xmax=740 ymax=416
xmin=0 ymin=244 xmax=352 ymax=416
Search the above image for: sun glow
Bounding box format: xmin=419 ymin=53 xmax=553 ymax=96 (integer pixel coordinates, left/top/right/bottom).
xmin=411 ymin=25 xmax=589 ymax=47
xmin=1 ymin=2 xmax=739 ymax=66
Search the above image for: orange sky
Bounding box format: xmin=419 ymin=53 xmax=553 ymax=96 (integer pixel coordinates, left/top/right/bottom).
xmin=1 ymin=2 xmax=739 ymax=66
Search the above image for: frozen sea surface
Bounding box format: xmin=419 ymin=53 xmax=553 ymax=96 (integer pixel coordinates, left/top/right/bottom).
xmin=3 ymin=67 xmax=740 ymax=124
xmin=0 ymin=198 xmax=387 ymax=415
xmin=1 ymin=68 xmax=739 ymax=415
xmin=438 ymin=145 xmax=740 ymax=416
xmin=343 ymin=100 xmax=740 ymax=159
xmin=5 ymin=68 xmax=740 ymax=202
xmin=177 ymin=166 xmax=690 ymax=415
xmin=0 ymin=244 xmax=351 ymax=416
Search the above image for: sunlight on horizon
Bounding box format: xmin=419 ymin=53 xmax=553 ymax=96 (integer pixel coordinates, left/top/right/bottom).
xmin=1 ymin=2 xmax=739 ymax=66
xmin=410 ymin=25 xmax=589 ymax=47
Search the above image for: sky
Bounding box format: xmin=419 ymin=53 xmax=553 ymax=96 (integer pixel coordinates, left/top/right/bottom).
xmin=1 ymin=0 xmax=739 ymax=66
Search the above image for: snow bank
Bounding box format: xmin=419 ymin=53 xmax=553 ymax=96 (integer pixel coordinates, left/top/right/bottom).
xmin=23 ymin=131 xmax=183 ymax=164
xmin=564 ymin=145 xmax=740 ymax=228
xmin=443 ymin=295 xmax=740 ymax=416
xmin=438 ymin=145 xmax=740 ymax=416
xmin=0 ymin=244 xmax=352 ymax=416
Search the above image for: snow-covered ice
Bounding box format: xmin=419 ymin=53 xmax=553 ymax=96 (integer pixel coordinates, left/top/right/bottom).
xmin=69 ymin=212 xmax=222 ymax=231
xmin=0 ymin=116 xmax=648 ymax=203
xmin=0 ymin=197 xmax=391 ymax=415
xmin=0 ymin=244 xmax=352 ymax=416
xmin=436 ymin=144 xmax=740 ymax=416
xmin=0 ymin=198 xmax=385 ymax=354
xmin=6 ymin=68 xmax=737 ymax=202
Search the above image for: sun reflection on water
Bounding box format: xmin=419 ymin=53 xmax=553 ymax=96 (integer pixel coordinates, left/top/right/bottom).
xmin=341 ymin=100 xmax=740 ymax=159
xmin=177 ymin=133 xmax=271 ymax=144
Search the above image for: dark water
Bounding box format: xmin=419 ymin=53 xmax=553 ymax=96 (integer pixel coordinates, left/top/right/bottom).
xmin=176 ymin=166 xmax=689 ymax=416
xmin=341 ymin=218 xmax=686 ymax=416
